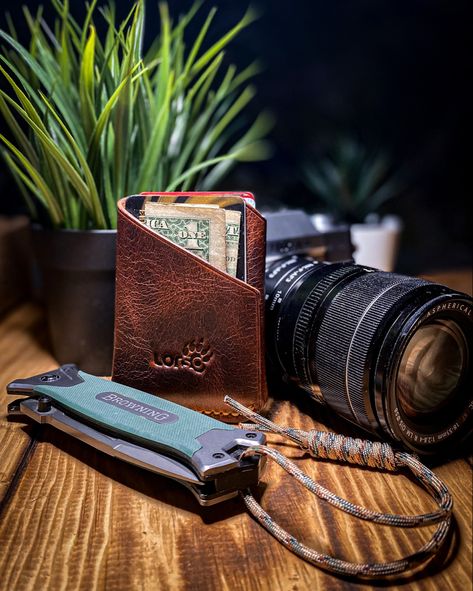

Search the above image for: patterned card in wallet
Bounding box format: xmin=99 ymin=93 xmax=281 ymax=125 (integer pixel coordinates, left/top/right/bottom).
xmin=112 ymin=192 xmax=268 ymax=422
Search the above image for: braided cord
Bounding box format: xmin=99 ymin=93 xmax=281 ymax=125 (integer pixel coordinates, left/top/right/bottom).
xmin=224 ymin=396 xmax=453 ymax=578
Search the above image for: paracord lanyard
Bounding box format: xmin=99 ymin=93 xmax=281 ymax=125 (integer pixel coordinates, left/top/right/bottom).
xmin=224 ymin=396 xmax=453 ymax=579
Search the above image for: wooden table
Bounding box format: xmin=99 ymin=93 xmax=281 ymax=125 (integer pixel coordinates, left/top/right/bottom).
xmin=0 ymin=271 xmax=471 ymax=590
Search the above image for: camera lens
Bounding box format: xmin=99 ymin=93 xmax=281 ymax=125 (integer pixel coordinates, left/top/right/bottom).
xmin=265 ymin=255 xmax=472 ymax=455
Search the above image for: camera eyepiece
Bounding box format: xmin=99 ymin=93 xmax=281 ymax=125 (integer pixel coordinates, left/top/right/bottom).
xmin=265 ymin=253 xmax=472 ymax=456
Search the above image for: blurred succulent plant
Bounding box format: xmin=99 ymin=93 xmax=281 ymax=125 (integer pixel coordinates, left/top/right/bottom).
xmin=303 ymin=137 xmax=403 ymax=224
xmin=0 ymin=0 xmax=272 ymax=229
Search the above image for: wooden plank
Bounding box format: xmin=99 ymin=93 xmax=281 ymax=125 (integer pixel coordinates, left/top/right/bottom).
xmin=0 ymin=304 xmax=56 ymax=504
xmin=0 ymin=272 xmax=471 ymax=589
xmin=420 ymin=269 xmax=472 ymax=295
xmin=0 ymin=397 xmax=470 ymax=590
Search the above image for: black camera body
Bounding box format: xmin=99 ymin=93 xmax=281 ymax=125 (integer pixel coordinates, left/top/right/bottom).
xmin=264 ymin=210 xmax=472 ymax=456
xmin=265 ymin=209 xmax=353 ymax=263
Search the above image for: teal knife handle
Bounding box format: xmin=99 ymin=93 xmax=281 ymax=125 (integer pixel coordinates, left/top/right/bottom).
xmin=33 ymin=371 xmax=234 ymax=461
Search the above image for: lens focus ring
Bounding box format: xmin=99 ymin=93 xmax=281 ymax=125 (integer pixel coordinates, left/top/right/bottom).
xmin=293 ymin=265 xmax=360 ymax=391
xmin=315 ymin=272 xmax=431 ymax=430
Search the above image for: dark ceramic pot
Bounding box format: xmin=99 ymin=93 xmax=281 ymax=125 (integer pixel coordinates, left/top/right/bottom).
xmin=32 ymin=227 xmax=116 ymax=375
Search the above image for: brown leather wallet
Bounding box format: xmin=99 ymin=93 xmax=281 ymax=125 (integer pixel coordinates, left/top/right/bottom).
xmin=112 ymin=193 xmax=268 ymax=422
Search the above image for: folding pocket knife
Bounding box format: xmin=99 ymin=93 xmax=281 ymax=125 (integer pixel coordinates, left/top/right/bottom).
xmin=7 ymin=364 xmax=266 ymax=506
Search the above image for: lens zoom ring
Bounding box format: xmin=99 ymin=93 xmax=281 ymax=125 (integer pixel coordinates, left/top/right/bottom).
xmin=293 ymin=266 xmax=358 ymax=387
xmin=315 ymin=273 xmax=431 ymax=428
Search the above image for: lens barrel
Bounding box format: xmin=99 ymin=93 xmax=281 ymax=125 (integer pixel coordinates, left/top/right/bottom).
xmin=265 ymin=255 xmax=472 ymax=455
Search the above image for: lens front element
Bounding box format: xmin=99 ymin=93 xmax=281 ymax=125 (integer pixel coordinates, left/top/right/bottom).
xmin=398 ymin=319 xmax=467 ymax=418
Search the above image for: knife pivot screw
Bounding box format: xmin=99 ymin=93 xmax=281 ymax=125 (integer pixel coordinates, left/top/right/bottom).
xmin=40 ymin=374 xmax=60 ymax=383
xmin=37 ymin=396 xmax=52 ymax=413
xmin=212 ymin=452 xmax=225 ymax=459
xmin=245 ymin=433 xmax=257 ymax=439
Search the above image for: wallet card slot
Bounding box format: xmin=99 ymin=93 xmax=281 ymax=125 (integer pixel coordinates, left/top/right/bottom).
xmin=118 ymin=202 xmax=258 ymax=294
xmin=124 ymin=193 xmax=249 ymax=283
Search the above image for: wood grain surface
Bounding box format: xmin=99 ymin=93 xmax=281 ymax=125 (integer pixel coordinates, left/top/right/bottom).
xmin=0 ymin=272 xmax=471 ymax=591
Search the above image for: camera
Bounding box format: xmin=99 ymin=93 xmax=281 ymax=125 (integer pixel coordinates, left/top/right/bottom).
xmin=264 ymin=210 xmax=472 ymax=455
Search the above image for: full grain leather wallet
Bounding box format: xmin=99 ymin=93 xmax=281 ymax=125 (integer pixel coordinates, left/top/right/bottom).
xmin=112 ymin=192 xmax=268 ymax=422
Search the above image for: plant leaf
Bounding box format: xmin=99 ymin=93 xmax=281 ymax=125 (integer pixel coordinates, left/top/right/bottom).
xmin=190 ymin=7 xmax=257 ymax=78
xmin=0 ymin=132 xmax=63 ymax=224
xmin=79 ymin=25 xmax=97 ymax=137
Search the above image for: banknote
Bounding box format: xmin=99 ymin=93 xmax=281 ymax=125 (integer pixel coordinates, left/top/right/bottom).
xmin=143 ymin=202 xmax=241 ymax=277
xmin=224 ymin=210 xmax=241 ymax=277
xmin=174 ymin=205 xmax=241 ymax=276
xmin=143 ymin=202 xmax=226 ymax=272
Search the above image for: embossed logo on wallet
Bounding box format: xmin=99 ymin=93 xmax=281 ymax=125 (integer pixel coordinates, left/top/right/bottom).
xmin=96 ymin=392 xmax=178 ymax=424
xmin=151 ymin=339 xmax=213 ymax=374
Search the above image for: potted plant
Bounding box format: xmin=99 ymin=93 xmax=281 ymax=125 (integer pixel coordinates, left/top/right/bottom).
xmin=0 ymin=0 xmax=271 ymax=374
xmin=303 ymin=137 xmax=404 ymax=271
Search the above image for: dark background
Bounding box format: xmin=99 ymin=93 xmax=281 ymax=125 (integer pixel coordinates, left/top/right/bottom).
xmin=0 ymin=0 xmax=471 ymax=274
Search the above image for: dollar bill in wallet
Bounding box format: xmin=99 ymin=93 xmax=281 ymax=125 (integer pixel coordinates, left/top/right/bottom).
xmin=143 ymin=202 xmax=241 ymax=277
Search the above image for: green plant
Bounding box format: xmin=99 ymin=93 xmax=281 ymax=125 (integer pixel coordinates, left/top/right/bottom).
xmin=0 ymin=0 xmax=272 ymax=229
xmin=303 ymin=137 xmax=403 ymax=224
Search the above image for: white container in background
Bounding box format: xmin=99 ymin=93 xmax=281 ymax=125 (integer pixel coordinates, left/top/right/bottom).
xmin=351 ymin=215 xmax=403 ymax=271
